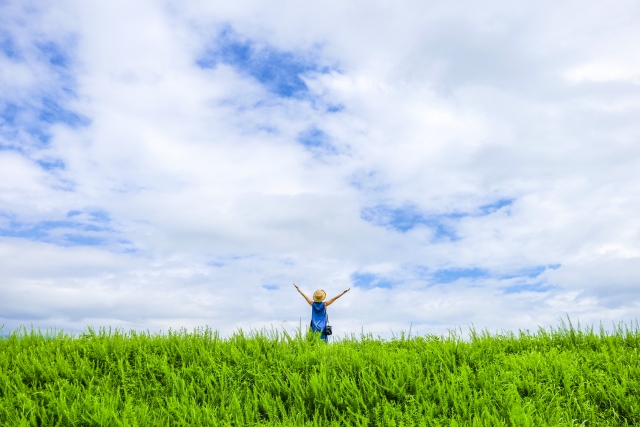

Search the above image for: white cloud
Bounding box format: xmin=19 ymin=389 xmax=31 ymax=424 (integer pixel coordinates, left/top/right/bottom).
xmin=1 ymin=0 xmax=640 ymax=337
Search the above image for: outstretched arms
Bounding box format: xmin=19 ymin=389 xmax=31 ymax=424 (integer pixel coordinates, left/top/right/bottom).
xmin=293 ymin=283 xmax=313 ymax=306
xmin=325 ymin=288 xmax=350 ymax=307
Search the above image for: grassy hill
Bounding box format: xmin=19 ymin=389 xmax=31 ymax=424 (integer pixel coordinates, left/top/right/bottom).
xmin=1 ymin=320 xmax=638 ymax=426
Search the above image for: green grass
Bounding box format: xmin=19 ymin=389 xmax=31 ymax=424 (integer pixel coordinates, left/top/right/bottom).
xmin=1 ymin=319 xmax=639 ymax=426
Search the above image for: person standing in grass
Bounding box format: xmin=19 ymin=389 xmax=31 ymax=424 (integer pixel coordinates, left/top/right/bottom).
xmin=293 ymin=283 xmax=350 ymax=342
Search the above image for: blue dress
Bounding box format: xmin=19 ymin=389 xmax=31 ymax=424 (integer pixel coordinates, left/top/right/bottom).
xmin=310 ymin=302 xmax=328 ymax=342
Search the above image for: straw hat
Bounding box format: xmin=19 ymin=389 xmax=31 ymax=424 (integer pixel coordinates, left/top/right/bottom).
xmin=313 ymin=289 xmax=326 ymax=302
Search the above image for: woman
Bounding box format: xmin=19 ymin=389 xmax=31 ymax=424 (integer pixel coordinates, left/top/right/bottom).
xmin=293 ymin=283 xmax=350 ymax=342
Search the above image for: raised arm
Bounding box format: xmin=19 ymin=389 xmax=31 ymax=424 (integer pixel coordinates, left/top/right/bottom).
xmin=293 ymin=283 xmax=313 ymax=306
xmin=325 ymin=288 xmax=350 ymax=307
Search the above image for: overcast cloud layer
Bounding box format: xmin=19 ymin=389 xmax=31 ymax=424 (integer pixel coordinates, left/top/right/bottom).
xmin=1 ymin=0 xmax=639 ymax=337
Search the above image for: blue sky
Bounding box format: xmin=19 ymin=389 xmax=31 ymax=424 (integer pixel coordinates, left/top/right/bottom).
xmin=1 ymin=0 xmax=640 ymax=336
xmin=197 ymin=27 xmax=330 ymax=99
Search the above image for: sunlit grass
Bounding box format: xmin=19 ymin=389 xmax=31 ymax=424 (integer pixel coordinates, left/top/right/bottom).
xmin=1 ymin=319 xmax=639 ymax=426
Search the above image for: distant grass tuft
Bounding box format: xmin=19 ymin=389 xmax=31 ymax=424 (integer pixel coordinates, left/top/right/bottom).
xmin=1 ymin=319 xmax=639 ymax=426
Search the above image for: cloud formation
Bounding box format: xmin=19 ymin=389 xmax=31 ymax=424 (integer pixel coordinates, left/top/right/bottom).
xmin=1 ymin=0 xmax=640 ymax=337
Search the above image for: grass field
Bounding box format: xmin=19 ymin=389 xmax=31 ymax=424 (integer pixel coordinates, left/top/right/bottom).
xmin=1 ymin=319 xmax=639 ymax=426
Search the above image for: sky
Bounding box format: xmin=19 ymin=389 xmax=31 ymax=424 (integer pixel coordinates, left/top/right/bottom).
xmin=1 ymin=0 xmax=640 ymax=337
